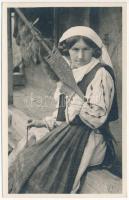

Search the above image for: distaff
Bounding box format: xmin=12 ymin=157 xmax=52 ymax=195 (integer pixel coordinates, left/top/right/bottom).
xmin=14 ymin=8 xmax=84 ymax=100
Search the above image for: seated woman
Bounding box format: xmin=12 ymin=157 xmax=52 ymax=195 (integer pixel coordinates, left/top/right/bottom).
xmin=9 ymin=26 xmax=118 ymax=194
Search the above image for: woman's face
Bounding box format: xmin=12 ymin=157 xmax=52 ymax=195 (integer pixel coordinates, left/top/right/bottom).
xmin=68 ymin=38 xmax=94 ymax=69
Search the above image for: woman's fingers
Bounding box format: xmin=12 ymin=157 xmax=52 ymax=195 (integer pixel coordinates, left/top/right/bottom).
xmin=28 ymin=119 xmax=33 ymax=124
xmin=27 ymin=119 xmax=34 ymax=129
xmin=27 ymin=119 xmax=48 ymax=129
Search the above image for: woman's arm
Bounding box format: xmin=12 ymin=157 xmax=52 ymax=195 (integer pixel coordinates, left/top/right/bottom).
xmin=66 ymin=68 xmax=115 ymax=128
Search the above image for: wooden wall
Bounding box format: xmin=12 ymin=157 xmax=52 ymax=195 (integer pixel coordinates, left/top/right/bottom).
xmin=98 ymin=8 xmax=122 ymax=161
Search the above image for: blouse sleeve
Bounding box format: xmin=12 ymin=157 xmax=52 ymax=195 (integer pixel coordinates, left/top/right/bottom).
xmin=66 ymin=68 xmax=114 ymax=129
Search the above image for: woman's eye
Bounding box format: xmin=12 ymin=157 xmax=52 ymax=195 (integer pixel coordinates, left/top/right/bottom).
xmin=72 ymin=48 xmax=90 ymax=51
xmin=72 ymin=48 xmax=79 ymax=51
xmin=84 ymin=48 xmax=90 ymax=51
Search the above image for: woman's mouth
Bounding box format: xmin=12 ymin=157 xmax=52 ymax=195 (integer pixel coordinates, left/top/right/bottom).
xmin=75 ymin=61 xmax=86 ymax=66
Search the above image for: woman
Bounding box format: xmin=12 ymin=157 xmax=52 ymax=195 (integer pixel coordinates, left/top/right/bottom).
xmin=9 ymin=26 xmax=118 ymax=194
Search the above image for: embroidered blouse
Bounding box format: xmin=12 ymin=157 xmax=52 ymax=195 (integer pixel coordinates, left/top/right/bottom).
xmin=50 ymin=57 xmax=114 ymax=130
xmin=43 ymin=57 xmax=115 ymax=168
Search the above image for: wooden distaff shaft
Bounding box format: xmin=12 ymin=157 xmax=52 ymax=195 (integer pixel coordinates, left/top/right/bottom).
xmin=14 ymin=8 xmax=85 ymax=100
xmin=14 ymin=8 xmax=51 ymax=54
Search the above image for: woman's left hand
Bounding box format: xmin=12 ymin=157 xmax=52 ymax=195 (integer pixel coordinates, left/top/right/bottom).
xmin=58 ymin=82 xmax=74 ymax=97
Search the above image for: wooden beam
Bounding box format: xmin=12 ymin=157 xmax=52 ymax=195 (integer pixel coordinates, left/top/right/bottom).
xmin=89 ymin=8 xmax=100 ymax=34
xmin=8 ymin=9 xmax=13 ymax=104
xmin=53 ymin=8 xmax=58 ymax=47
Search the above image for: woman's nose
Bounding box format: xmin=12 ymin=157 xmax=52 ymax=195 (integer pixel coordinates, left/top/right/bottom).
xmin=78 ymin=50 xmax=83 ymax=59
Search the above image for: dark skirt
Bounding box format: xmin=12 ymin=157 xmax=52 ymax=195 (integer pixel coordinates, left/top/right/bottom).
xmin=9 ymin=122 xmax=91 ymax=194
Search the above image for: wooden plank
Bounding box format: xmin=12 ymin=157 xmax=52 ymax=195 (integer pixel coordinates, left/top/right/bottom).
xmin=8 ymin=106 xmax=29 ymax=166
xmin=80 ymin=169 xmax=122 ymax=194
xmin=9 ymin=106 xmax=29 ymax=140
xmin=8 ymin=106 xmax=48 ymax=167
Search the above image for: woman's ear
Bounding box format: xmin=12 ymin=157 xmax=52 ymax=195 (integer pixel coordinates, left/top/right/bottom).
xmin=58 ymin=43 xmax=63 ymax=51
xmin=93 ymin=48 xmax=102 ymax=58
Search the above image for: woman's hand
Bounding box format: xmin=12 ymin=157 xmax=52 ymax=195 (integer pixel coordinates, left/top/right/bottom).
xmin=66 ymin=93 xmax=84 ymax=122
xmin=27 ymin=119 xmax=47 ymax=129
xmin=45 ymin=116 xmax=60 ymax=131
xmin=58 ymin=82 xmax=74 ymax=97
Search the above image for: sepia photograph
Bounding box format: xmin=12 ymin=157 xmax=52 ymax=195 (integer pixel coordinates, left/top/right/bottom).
xmin=1 ymin=1 xmax=127 ymax=197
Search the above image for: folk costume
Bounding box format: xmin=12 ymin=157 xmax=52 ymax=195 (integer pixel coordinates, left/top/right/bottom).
xmin=9 ymin=26 xmax=118 ymax=194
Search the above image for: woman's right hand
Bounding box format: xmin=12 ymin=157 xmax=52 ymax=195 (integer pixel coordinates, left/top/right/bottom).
xmin=27 ymin=119 xmax=47 ymax=129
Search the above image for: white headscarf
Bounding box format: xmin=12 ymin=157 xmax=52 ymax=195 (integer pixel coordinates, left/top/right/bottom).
xmin=59 ymin=26 xmax=113 ymax=68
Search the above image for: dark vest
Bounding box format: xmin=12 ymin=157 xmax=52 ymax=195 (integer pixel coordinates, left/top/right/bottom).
xmin=56 ymin=63 xmax=118 ymax=126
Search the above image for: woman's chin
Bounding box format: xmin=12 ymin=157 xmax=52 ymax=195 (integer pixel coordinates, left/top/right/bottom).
xmin=72 ymin=62 xmax=88 ymax=69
